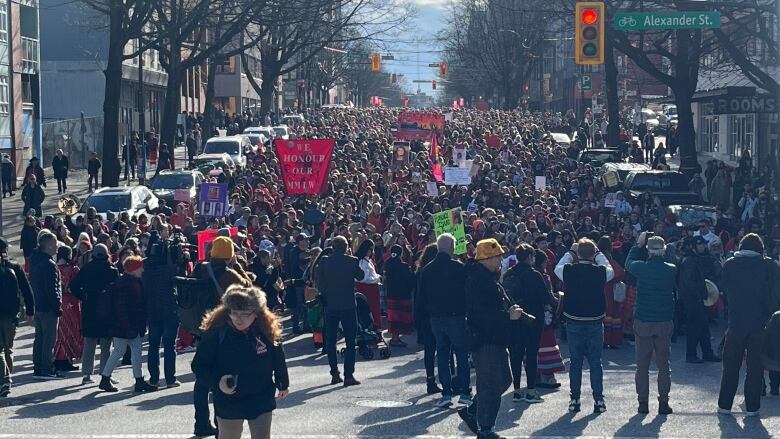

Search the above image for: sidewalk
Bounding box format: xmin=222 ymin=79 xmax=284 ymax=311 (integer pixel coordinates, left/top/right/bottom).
xmin=0 ymin=146 xmax=186 ymax=261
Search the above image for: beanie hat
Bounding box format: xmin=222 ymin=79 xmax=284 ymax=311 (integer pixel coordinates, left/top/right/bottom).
xmin=123 ymin=256 xmax=144 ymax=273
xmin=92 ymin=243 xmax=109 ymax=260
xmin=211 ymin=236 xmax=235 ymax=260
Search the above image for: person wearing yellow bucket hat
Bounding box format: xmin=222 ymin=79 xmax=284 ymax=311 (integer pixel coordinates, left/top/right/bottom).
xmin=458 ymin=238 xmax=530 ymax=438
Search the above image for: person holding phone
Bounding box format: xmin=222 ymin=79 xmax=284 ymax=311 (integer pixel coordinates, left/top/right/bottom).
xmin=192 ymin=286 xmax=289 ymax=439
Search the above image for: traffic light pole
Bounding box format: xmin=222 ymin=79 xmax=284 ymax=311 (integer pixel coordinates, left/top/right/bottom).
xmin=580 ymin=64 xmax=586 ymax=124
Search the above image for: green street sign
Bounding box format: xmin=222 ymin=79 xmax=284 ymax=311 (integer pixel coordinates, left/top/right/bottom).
xmin=615 ymin=11 xmax=721 ymax=31
xmin=581 ymin=75 xmax=592 ymax=91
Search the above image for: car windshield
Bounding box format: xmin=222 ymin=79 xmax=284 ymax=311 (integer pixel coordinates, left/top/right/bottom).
xmin=82 ymin=194 xmax=131 ymax=212
xmin=151 ymin=174 xmax=193 ymax=190
xmin=246 ymin=135 xmax=263 ymax=144
xmin=204 ymin=141 xmax=239 ymax=155
xmin=629 ymin=173 xmax=689 ymax=191
xmin=273 ymin=127 xmax=287 ymax=136
xmin=581 ymin=151 xmax=619 ymax=163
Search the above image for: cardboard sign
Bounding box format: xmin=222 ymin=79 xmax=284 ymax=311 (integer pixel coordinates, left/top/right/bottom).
xmin=199 ymin=183 xmax=228 ymax=219
xmin=444 ymin=166 xmax=472 ymax=186
xmin=604 ymin=192 xmax=618 ymax=208
xmin=426 ymin=181 xmax=439 ymax=196
xmin=197 ymin=227 xmax=237 ymax=261
xmin=433 ymin=208 xmax=467 ymax=255
xmin=274 ymin=139 xmax=334 ymax=195
xmin=602 ymin=171 xmax=620 ymax=188
xmin=392 ymin=142 xmax=411 ymax=169
xmin=535 ymin=176 xmax=547 ymax=191
xmin=453 ymin=148 xmax=467 ymax=167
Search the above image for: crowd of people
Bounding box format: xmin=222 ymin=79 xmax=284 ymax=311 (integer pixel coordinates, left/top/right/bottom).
xmin=1 ymin=106 xmax=780 ymax=439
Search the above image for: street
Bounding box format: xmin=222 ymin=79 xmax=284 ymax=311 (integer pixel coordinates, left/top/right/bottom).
xmin=1 ymin=319 xmax=777 ymax=438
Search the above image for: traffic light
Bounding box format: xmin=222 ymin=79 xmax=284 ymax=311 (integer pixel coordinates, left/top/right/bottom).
xmin=439 ymin=63 xmax=448 ymax=76
xmin=371 ymin=53 xmax=381 ymax=72
xmin=432 ymin=80 xmax=437 ymax=90
xmin=391 ymin=73 xmax=397 ymax=84
xmin=575 ymin=2 xmax=605 ymax=65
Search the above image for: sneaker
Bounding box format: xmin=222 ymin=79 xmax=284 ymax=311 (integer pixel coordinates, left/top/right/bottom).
xmin=658 ymin=400 xmax=673 ymax=415
xmin=330 ymin=374 xmax=343 ymax=385
xmin=524 ymin=392 xmax=544 ymax=404
xmin=594 ymin=400 xmax=607 ymax=413
xmin=512 ymin=391 xmax=525 ymax=402
xmin=435 ymin=395 xmax=453 ymax=408
xmin=717 ymin=407 xmax=731 ymax=415
xmin=33 ymin=373 xmax=65 ymax=381
xmin=745 ymin=410 xmax=759 ymax=417
xmin=536 ymin=381 xmax=562 ymax=389
xmin=166 ymin=380 xmax=182 ymax=388
xmin=457 ymin=406 xmax=478 ymax=434
xmin=82 ymin=375 xmax=95 ymax=385
xmin=568 ymin=399 xmax=581 ymax=413
xmin=458 ymin=394 xmax=473 ymax=406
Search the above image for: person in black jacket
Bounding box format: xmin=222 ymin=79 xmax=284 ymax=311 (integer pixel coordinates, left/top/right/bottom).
xmin=98 ymin=256 xmax=156 ymax=393
xmin=192 ymin=285 xmax=289 ymax=439
xmin=417 ymin=233 xmax=472 ymax=408
xmin=413 ymin=244 xmax=442 ymax=395
xmin=1 ymin=153 xmax=16 ymax=197
xmin=678 ymin=236 xmax=720 ymax=363
xmin=317 ymin=236 xmax=364 ymax=386
xmin=51 ymin=149 xmax=69 ymax=194
xmin=87 ymin=152 xmax=101 ymax=192
xmin=0 ymin=237 xmax=35 ymax=397
xmin=717 ymin=234 xmax=778 ymax=416
xmin=143 ymin=239 xmax=181 ymax=388
xmin=69 ymin=243 xmax=119 ymax=384
xmin=502 ymin=243 xmax=556 ymax=404
xmin=384 ymin=244 xmax=415 ymax=347
xmin=459 ymin=238 xmax=527 ymax=439
xmin=21 ymin=174 xmax=45 ymax=217
xmin=29 ymin=231 xmax=63 ymax=380
xmin=23 ymin=157 xmax=45 ymax=188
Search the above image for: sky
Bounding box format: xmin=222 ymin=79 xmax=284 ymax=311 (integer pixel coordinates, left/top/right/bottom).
xmin=375 ymin=1 xmax=447 ymax=96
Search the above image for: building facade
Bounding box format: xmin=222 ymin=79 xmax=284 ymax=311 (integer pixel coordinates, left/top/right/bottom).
xmin=0 ymin=0 xmax=41 ymax=175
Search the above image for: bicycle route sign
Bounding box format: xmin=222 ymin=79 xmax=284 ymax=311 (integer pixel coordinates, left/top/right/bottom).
xmin=614 ymin=11 xmax=721 ymax=31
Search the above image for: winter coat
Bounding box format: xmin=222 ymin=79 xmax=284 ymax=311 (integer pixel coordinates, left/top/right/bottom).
xmin=19 ymin=224 xmax=40 ymax=258
xmin=720 ymin=251 xmax=777 ymax=332
xmin=23 ymin=164 xmax=45 ymax=187
xmin=52 ymin=155 xmax=69 ymax=179
xmin=108 ymin=274 xmax=147 ymax=339
xmin=317 ymin=251 xmax=364 ymax=311
xmin=763 ymin=311 xmax=780 ymax=371
xmin=29 ymin=249 xmax=62 ymax=314
xmin=21 ymin=183 xmax=45 ymax=216
xmin=502 ymin=262 xmax=555 ymax=323
xmin=678 ymin=254 xmax=707 ymax=307
xmin=625 ymin=245 xmax=677 ymax=322
xmin=87 ymin=157 xmax=101 ymax=175
xmin=1 ymin=157 xmax=15 ymax=184
xmin=465 ymin=260 xmax=512 ymax=349
xmin=384 ymin=256 xmax=415 ymax=301
xmin=69 ymin=258 xmax=119 ymax=338
xmin=142 ymin=261 xmax=179 ymax=320
xmin=417 ymin=252 xmax=468 ymax=318
xmin=191 ymin=324 xmax=289 ymax=420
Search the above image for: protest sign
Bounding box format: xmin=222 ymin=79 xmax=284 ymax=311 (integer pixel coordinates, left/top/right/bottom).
xmin=444 ymin=166 xmax=472 ymax=186
xmin=396 ymin=112 xmax=445 ymax=140
xmin=426 ymin=182 xmax=439 ymax=196
xmin=535 ymin=176 xmax=547 ymax=191
xmin=433 ymin=208 xmax=467 ymax=255
xmin=453 ymin=148 xmax=467 ymax=167
xmin=274 ymin=139 xmax=334 ymax=195
xmin=604 ymin=192 xmax=618 ymax=208
xmin=197 ymin=227 xmax=237 ymax=261
xmin=199 ymin=183 xmax=228 ymax=219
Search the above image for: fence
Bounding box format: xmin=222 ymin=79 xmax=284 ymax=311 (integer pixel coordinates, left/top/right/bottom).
xmin=41 ymin=116 xmax=104 ymax=170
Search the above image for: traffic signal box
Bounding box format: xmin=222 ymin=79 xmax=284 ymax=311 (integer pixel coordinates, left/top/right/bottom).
xmin=371 ymin=53 xmax=381 ymax=72
xmin=575 ymin=2 xmax=605 ymax=65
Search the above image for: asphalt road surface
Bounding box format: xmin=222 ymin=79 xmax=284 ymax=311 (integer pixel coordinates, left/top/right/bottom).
xmin=1 ymin=319 xmax=778 ymax=438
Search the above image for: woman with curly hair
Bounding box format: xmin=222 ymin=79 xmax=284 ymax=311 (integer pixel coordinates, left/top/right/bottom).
xmin=192 ymin=286 xmax=290 ymax=439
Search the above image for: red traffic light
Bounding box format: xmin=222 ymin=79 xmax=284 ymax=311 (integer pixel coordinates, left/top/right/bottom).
xmin=582 ymin=9 xmax=598 ymax=25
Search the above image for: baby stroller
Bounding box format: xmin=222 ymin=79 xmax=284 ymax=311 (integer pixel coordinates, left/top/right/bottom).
xmin=340 ymin=292 xmax=391 ymax=360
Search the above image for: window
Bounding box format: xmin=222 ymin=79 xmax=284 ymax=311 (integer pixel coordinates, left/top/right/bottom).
xmin=729 ymin=114 xmax=755 ymax=160
xmin=21 ymin=37 xmax=38 ymax=72
xmin=0 ymin=75 xmax=8 ymax=116
xmin=216 ymin=57 xmax=235 ymax=74
xmin=0 ymin=2 xmax=7 ymax=43
xmin=699 ymin=103 xmax=719 ymax=153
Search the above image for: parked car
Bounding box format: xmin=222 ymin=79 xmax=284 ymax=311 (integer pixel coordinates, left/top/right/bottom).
xmin=245 ymin=133 xmax=267 ymax=152
xmin=203 ymin=136 xmax=249 ymax=169
xmin=623 ymin=170 xmax=704 ymax=206
xmin=191 ymin=153 xmax=236 ymax=175
xmin=280 ymin=114 xmax=305 ymax=126
xmin=601 ymin=162 xmax=651 ymax=188
xmin=549 ymin=132 xmax=572 ymax=148
xmin=579 ymin=148 xmax=623 ymax=166
xmin=667 ymin=204 xmax=718 ymax=230
xmin=78 ymin=186 xmax=159 ymax=221
xmin=272 ymin=125 xmax=291 ymax=140
xmin=149 ymin=169 xmax=204 ymax=205
xmin=244 ymin=126 xmax=275 ymax=142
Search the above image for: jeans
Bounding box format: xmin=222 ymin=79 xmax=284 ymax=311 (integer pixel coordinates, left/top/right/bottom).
xmin=566 ymin=320 xmax=604 ymax=401
xmin=634 ymin=320 xmax=673 ymax=403
xmin=325 ymin=309 xmax=357 ymax=377
xmin=81 ymin=337 xmax=111 ymax=377
xmin=102 ymin=336 xmax=143 ymax=378
xmin=472 ymin=345 xmax=511 ymax=432
xmin=0 ymin=316 xmax=16 ymax=385
xmin=33 ymin=312 xmax=59 ymax=376
xmin=124 ymin=160 xmax=136 ymax=180
xmin=508 ymin=322 xmax=543 ymax=390
xmin=147 ymin=314 xmax=179 ymax=384
xmin=56 ymin=177 xmax=67 ymax=193
xmin=430 ymin=316 xmax=471 ymax=397
xmin=87 ymin=173 xmax=99 ymax=191
xmin=718 ymin=328 xmax=765 ymax=412
xmin=217 ymin=412 xmax=272 ymax=439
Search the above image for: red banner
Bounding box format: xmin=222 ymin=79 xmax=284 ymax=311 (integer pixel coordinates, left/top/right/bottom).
xmin=274 ymin=139 xmax=334 ymax=195
xmin=397 ymin=111 xmax=445 ymax=141
xmin=197 ymin=228 xmax=237 ymax=261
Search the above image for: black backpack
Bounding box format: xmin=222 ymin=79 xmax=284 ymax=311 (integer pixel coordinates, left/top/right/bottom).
xmin=0 ymin=259 xmax=21 ymax=316
xmin=176 ymin=264 xmax=223 ymax=334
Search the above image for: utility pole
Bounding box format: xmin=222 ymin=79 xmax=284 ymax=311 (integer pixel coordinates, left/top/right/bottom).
xmin=138 ymin=40 xmax=147 ymax=186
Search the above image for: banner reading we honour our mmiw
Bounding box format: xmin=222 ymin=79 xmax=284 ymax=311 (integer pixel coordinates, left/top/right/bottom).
xmin=274 ymin=139 xmax=335 ymax=195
